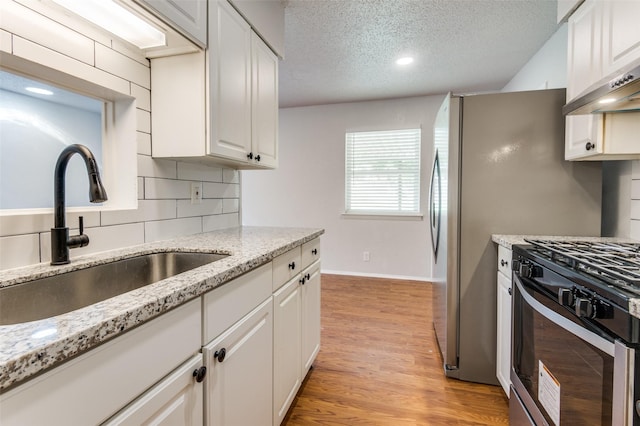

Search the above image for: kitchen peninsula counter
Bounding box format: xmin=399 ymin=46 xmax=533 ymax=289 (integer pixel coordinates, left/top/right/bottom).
xmin=0 ymin=226 xmax=323 ymax=392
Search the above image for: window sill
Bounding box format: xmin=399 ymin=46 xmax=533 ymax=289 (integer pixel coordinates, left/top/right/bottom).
xmin=341 ymin=212 xmax=424 ymax=221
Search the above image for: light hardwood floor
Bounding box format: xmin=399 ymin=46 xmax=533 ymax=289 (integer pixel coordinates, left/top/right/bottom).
xmin=283 ymin=274 xmax=509 ymax=425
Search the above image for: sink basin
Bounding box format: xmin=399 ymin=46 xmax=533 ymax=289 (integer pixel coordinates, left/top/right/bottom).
xmin=0 ymin=251 xmax=227 ymax=325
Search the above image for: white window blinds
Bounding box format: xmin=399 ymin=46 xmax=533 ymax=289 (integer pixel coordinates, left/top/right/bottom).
xmin=345 ymin=128 xmax=421 ymax=215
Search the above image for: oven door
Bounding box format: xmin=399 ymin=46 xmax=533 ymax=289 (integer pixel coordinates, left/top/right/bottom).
xmin=511 ymin=271 xmax=635 ymax=425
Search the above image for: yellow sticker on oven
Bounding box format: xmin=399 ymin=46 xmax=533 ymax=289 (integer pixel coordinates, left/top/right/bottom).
xmin=538 ymin=360 xmax=561 ymax=426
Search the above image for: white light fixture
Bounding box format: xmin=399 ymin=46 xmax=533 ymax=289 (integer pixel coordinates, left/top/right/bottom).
xmin=51 ymin=0 xmax=166 ymax=49
xmin=598 ymin=97 xmax=617 ymax=105
xmin=26 ymin=87 xmax=54 ymax=96
xmin=396 ymin=57 xmax=414 ymax=66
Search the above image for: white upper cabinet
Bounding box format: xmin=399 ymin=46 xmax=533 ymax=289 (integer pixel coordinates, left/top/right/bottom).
xmin=135 ymin=0 xmax=208 ymax=48
xmin=601 ymin=0 xmax=640 ymax=77
xmin=565 ymin=0 xmax=640 ymax=160
xmin=229 ymin=0 xmax=286 ymax=57
xmin=150 ymin=0 xmax=279 ymax=169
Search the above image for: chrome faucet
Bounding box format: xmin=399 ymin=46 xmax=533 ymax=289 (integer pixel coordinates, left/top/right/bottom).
xmin=51 ymin=144 xmax=108 ymax=265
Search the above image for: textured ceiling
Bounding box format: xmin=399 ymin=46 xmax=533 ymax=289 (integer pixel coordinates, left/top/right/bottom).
xmin=279 ymin=0 xmax=560 ymax=107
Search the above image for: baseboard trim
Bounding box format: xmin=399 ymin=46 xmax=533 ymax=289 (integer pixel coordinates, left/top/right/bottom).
xmin=321 ymin=269 xmax=433 ymax=282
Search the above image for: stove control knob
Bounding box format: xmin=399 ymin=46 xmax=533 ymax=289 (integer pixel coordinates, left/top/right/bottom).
xmin=558 ymin=288 xmax=574 ymax=307
xmin=575 ymin=298 xmax=595 ymax=318
xmin=519 ymin=262 xmax=532 ymax=278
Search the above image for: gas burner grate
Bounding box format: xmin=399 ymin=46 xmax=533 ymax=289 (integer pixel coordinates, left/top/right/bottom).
xmin=525 ymin=239 xmax=640 ymax=287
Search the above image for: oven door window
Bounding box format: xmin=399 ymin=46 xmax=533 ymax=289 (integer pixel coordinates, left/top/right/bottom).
xmin=513 ymin=277 xmax=614 ymax=425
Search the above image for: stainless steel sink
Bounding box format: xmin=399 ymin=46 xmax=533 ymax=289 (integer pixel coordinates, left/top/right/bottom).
xmin=0 ymin=251 xmax=227 ymax=325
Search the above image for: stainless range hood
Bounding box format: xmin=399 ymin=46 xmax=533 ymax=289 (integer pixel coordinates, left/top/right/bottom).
xmin=563 ymin=64 xmax=640 ymax=115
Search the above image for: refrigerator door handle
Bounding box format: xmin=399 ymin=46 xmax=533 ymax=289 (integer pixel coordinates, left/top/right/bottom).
xmin=429 ymin=150 xmax=441 ymax=261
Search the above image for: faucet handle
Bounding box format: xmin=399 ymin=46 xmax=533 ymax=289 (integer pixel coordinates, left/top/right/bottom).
xmin=67 ymin=216 xmax=90 ymax=249
xmin=79 ymin=216 xmax=84 ymax=235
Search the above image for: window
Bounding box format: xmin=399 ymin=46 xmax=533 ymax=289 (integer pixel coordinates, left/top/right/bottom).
xmin=0 ymin=70 xmax=103 ymax=209
xmin=345 ymin=128 xmax=421 ymax=215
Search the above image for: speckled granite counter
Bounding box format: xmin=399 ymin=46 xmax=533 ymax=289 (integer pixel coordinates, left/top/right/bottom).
xmin=0 ymin=226 xmax=323 ymax=392
xmin=491 ymin=234 xmax=636 ymax=249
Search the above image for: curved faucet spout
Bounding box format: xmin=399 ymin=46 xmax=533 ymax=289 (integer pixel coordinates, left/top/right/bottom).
xmin=51 ymin=144 xmax=108 ymax=265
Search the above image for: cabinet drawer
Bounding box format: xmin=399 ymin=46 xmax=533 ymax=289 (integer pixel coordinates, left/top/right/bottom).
xmin=300 ymin=238 xmax=321 ymax=270
xmin=0 ymin=299 xmax=201 ymax=426
xmin=203 ymin=262 xmax=272 ymax=344
xmin=497 ymin=245 xmax=512 ymax=278
xmin=272 ymin=246 xmax=301 ymax=291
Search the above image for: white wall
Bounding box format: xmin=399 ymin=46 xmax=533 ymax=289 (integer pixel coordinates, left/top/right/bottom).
xmin=242 ymin=96 xmax=443 ymax=280
xmin=0 ymin=1 xmax=239 ymax=270
xmin=502 ymin=24 xmax=568 ymax=92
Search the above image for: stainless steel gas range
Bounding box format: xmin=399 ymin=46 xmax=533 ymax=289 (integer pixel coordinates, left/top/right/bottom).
xmin=510 ymin=240 xmax=640 ymax=426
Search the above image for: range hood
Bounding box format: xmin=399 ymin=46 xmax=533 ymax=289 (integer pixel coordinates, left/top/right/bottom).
xmin=563 ymin=64 xmax=640 ymax=115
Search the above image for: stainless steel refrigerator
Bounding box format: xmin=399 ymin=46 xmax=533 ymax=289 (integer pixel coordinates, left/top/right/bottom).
xmin=429 ymin=89 xmax=602 ymax=385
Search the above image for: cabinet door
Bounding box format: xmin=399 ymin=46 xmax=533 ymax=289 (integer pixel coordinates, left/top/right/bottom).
xmin=103 ymin=355 xmax=204 ymax=426
xmin=602 ymin=0 xmax=640 ymax=76
xmin=209 ymin=0 xmax=252 ymax=162
xmin=564 ymin=115 xmax=603 ymax=160
xmin=566 ymin=0 xmax=603 ymax=101
xmin=496 ymin=271 xmax=512 ymax=397
xmin=251 ymin=32 xmax=279 ymax=168
xmin=137 ymin=0 xmax=207 ymax=47
xmin=204 ymin=298 xmax=273 ymax=426
xmin=273 ymin=276 xmax=302 ymax=425
xmin=301 ymin=261 xmax=321 ymax=376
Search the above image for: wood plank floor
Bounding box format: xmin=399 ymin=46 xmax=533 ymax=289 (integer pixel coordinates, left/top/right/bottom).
xmin=283 ymin=274 xmax=509 ymax=425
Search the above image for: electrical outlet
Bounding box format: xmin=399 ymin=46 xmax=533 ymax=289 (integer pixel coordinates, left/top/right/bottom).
xmin=363 ymin=251 xmax=370 ymax=262
xmin=191 ymin=182 xmax=202 ymax=204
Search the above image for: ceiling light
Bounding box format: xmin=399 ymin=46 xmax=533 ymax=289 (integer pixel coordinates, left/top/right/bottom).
xmin=396 ymin=57 xmax=414 ymax=66
xmin=51 ymin=0 xmax=166 ymax=49
xmin=26 ymin=87 xmax=54 ymax=96
xmin=598 ymin=97 xmax=617 ymax=104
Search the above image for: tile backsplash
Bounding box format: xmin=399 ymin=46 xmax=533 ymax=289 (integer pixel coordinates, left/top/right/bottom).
xmin=632 ymin=160 xmax=640 ymax=240
xmin=0 ymin=1 xmax=239 ymax=270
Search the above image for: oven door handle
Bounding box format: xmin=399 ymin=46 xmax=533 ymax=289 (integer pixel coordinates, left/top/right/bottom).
xmin=514 ymin=275 xmax=615 ymax=357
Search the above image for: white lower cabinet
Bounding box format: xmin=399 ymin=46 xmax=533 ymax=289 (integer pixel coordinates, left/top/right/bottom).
xmin=301 ymin=261 xmax=321 ymax=376
xmin=103 ymin=355 xmax=204 ymax=426
xmin=496 ymin=246 xmax=512 ymax=397
xmin=203 ymin=298 xmax=273 ymax=426
xmin=0 ymin=299 xmax=201 ymax=426
xmin=273 ymin=275 xmax=303 ymax=425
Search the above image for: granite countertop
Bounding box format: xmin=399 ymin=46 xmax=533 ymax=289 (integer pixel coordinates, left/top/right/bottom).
xmin=491 ymin=234 xmax=636 ymax=249
xmin=0 ymin=226 xmax=324 ymax=392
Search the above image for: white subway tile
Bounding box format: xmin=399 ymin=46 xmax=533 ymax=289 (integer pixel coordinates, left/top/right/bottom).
xmin=177 ymin=199 xmax=223 ymax=218
xmin=138 ymin=177 xmax=145 ymax=200
xmin=223 ymin=198 xmax=239 ymax=213
xmin=1 ymin=1 xmax=94 ymax=65
xmin=110 ymin=39 xmax=149 ymax=67
xmin=144 ymin=217 xmax=202 ymax=242
xmin=177 ymin=162 xmax=223 ymax=182
xmin=137 ymin=132 xmax=152 ymax=155
xmin=132 ymin=84 xmax=151 ymax=111
xmin=101 ymin=200 xmax=176 ymax=226
xmin=203 ymin=213 xmax=239 ymax=232
xmin=632 ymin=200 xmax=640 ymax=220
xmin=136 ymin=109 xmax=151 ymax=133
xmin=12 ymin=36 xmax=130 ymax=94
xmin=223 ymin=168 xmax=239 ymax=183
xmin=145 ymin=178 xmax=190 ymax=199
xmin=0 ymin=211 xmax=100 ymax=237
xmin=40 ymin=223 xmax=145 ymax=263
xmin=631 ymin=220 xmax=640 ymax=241
xmin=632 ymin=160 xmax=640 ymax=179
xmin=138 ymin=155 xmax=177 ymax=179
xmin=1 ymin=29 xmax=11 ymax=54
xmin=632 ymin=179 xmax=640 ymax=200
xmin=203 ymin=182 xmax=240 ymax=198
xmin=0 ymin=234 xmax=41 ymax=270
xmin=95 ymin=42 xmax=150 ymax=89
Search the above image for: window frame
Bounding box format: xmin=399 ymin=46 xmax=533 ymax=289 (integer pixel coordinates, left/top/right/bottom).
xmin=343 ymin=128 xmax=423 ymax=218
